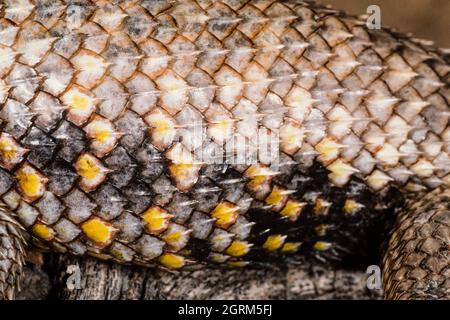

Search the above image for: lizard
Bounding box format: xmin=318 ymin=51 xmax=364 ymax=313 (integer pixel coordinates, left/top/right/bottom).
xmin=0 ymin=0 xmax=448 ymax=300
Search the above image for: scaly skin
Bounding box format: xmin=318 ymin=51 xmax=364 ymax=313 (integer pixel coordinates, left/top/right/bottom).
xmin=383 ymin=188 xmax=449 ymax=299
xmin=0 ymin=0 xmax=448 ymax=299
xmin=0 ymin=208 xmax=25 ymax=299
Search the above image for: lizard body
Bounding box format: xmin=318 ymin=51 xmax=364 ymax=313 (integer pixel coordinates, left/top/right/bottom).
xmin=0 ymin=0 xmax=448 ymax=299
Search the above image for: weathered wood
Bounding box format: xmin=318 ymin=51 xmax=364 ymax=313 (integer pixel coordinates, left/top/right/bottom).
xmin=16 ymin=266 xmax=51 ymax=300
xmin=33 ymin=255 xmax=382 ymax=300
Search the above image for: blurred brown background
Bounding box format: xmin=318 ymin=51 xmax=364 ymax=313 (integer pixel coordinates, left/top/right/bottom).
xmin=320 ymin=0 xmax=450 ymax=47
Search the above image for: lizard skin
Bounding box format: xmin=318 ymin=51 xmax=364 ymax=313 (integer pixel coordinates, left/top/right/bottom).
xmin=0 ymin=0 xmax=448 ymax=299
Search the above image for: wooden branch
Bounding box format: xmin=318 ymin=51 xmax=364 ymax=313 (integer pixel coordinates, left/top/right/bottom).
xmin=21 ymin=255 xmax=382 ymax=300
xmin=16 ymin=266 xmax=51 ymax=300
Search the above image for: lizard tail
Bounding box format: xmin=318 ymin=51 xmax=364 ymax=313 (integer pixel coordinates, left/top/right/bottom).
xmin=0 ymin=207 xmax=26 ymax=300
xmin=382 ymin=188 xmax=450 ymax=299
